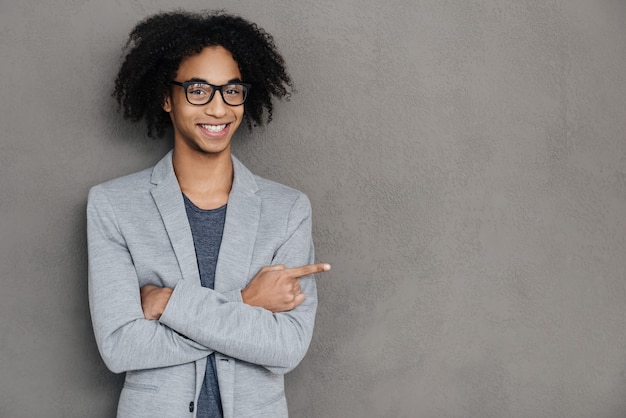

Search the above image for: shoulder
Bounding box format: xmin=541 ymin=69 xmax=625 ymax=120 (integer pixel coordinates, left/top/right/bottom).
xmin=88 ymin=166 xmax=154 ymax=205
xmin=254 ymin=175 xmax=312 ymax=221
xmin=255 ymin=175 xmax=307 ymax=201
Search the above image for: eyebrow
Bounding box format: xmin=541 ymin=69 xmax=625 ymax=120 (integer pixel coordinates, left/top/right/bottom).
xmin=186 ymin=77 xmax=244 ymax=84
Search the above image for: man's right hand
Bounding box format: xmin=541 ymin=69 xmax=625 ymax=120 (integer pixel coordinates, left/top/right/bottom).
xmin=241 ymin=263 xmax=331 ymax=313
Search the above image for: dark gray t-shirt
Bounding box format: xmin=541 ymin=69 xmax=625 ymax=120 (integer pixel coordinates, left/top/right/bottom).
xmin=183 ymin=194 xmax=227 ymax=418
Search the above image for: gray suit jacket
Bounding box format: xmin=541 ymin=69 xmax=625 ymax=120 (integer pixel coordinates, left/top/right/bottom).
xmin=87 ymin=151 xmax=317 ymax=417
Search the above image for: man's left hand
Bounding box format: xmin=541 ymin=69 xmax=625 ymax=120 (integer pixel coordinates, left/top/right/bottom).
xmin=140 ymin=285 xmax=173 ymax=320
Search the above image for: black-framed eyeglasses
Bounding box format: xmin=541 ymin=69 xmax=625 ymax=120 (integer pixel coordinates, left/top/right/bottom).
xmin=172 ymin=81 xmax=252 ymax=106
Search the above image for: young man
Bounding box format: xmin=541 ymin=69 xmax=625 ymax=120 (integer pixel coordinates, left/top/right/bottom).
xmin=87 ymin=11 xmax=330 ymax=418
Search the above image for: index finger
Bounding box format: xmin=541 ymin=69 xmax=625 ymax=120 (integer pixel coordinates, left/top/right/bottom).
xmin=285 ymin=263 xmax=331 ymax=279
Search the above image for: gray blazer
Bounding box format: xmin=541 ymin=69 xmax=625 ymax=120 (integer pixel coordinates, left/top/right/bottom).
xmin=87 ymin=151 xmax=317 ymax=417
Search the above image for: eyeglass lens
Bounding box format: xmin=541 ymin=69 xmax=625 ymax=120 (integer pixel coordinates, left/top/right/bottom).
xmin=186 ymin=83 xmax=248 ymax=106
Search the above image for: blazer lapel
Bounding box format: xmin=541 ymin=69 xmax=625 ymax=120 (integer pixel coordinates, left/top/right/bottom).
xmin=214 ymin=155 xmax=261 ymax=292
xmin=148 ymin=152 xmax=261 ymax=290
xmin=149 ymin=151 xmax=201 ymax=285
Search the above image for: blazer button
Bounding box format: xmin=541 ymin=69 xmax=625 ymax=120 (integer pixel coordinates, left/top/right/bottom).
xmin=189 ymin=401 xmax=194 ymax=412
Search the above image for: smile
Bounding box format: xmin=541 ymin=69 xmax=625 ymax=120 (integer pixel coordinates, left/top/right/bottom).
xmin=200 ymin=124 xmax=228 ymax=133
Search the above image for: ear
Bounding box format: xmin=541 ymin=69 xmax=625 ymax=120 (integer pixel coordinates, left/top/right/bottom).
xmin=162 ymin=94 xmax=172 ymax=113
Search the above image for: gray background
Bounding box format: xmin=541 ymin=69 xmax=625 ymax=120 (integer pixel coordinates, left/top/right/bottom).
xmin=1 ymin=0 xmax=625 ymax=417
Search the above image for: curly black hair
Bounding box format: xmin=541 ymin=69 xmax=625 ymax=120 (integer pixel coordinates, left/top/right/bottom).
xmin=112 ymin=10 xmax=293 ymax=138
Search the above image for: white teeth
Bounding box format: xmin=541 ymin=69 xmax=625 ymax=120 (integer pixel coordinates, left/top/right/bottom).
xmin=201 ymin=124 xmax=227 ymax=133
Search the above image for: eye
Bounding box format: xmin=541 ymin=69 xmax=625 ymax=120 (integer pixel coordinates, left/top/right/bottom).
xmin=187 ymin=84 xmax=211 ymax=97
xmin=223 ymin=85 xmax=244 ymax=97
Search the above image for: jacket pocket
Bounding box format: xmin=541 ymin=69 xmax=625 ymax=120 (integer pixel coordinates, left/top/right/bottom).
xmin=123 ymin=381 xmax=159 ymax=393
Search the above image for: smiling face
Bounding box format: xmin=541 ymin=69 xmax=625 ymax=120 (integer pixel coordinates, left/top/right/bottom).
xmin=163 ymin=46 xmax=244 ymax=158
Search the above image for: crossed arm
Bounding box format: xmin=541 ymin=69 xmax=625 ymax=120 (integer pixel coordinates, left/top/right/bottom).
xmin=141 ymin=263 xmax=331 ymax=320
xmin=88 ymin=185 xmax=329 ymax=375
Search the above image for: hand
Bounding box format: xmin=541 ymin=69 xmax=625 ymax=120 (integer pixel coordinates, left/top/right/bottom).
xmin=140 ymin=285 xmax=173 ymax=320
xmin=242 ymin=263 xmax=331 ymax=313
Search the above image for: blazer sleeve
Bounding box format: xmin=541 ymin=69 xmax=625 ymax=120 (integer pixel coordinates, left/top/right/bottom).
xmin=87 ymin=185 xmax=212 ymax=373
xmin=159 ymin=192 xmax=318 ymax=375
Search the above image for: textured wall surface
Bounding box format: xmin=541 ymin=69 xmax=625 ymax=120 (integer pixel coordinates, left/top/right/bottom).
xmin=1 ymin=1 xmax=626 ymax=417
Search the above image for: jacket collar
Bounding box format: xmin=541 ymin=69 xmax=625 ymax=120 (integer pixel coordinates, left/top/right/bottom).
xmin=150 ymin=150 xmax=259 ymax=194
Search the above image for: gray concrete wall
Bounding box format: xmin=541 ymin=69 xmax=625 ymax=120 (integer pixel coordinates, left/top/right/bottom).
xmin=2 ymin=1 xmax=626 ymax=417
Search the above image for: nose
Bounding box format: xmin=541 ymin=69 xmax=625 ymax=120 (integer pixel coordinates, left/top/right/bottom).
xmin=204 ymin=91 xmax=228 ymax=117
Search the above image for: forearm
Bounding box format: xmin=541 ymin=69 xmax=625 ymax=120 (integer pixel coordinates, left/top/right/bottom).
xmin=93 ymin=315 xmax=211 ymax=373
xmin=159 ymin=279 xmax=317 ymax=373
xmin=88 ymin=267 xmax=212 ymax=373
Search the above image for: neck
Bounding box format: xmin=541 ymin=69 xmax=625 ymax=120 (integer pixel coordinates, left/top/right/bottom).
xmin=172 ymin=147 xmax=233 ymax=210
